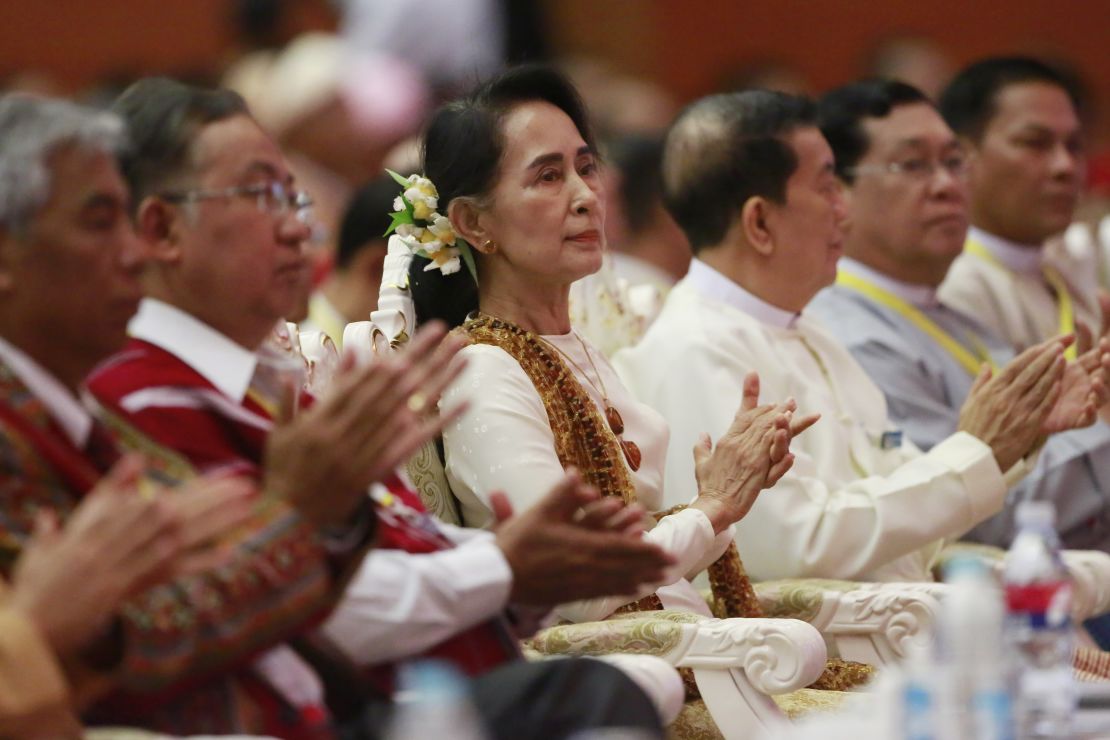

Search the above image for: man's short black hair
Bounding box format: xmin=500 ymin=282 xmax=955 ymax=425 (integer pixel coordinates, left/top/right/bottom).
xmin=939 ymin=56 xmax=1083 ymax=142
xmin=818 ymin=79 xmax=931 ymax=183
xmin=335 ymin=175 xmax=396 ymax=270
xmin=607 ymin=134 xmax=665 ymax=237
xmin=661 ymin=90 xmax=816 ymax=254
xmin=111 ymin=77 xmax=249 ymax=207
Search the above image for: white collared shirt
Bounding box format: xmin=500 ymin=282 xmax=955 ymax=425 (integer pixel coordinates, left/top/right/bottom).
xmin=0 ymin=335 xmax=91 ymax=447
xmin=837 ymin=257 xmax=940 ymax=308
xmin=128 ymin=299 xmax=258 ymax=403
xmin=967 ymin=226 xmax=1043 ymax=274
xmin=684 ymin=258 xmax=800 ymax=329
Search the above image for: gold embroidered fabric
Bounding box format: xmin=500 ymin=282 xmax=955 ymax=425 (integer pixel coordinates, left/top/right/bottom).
xmin=809 ymin=658 xmax=875 ymax=691
xmin=406 ymin=440 xmax=463 ymax=525
xmin=666 ymin=698 xmax=724 ymax=740
xmin=772 ymin=688 xmax=872 ymax=719
xmin=525 ymin=617 xmax=685 ymax=656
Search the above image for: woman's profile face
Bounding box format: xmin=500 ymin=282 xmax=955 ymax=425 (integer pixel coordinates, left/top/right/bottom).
xmin=478 ymin=100 xmax=607 ymax=286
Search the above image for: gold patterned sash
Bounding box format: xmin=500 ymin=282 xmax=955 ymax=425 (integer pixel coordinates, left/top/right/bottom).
xmin=456 ymin=314 xmax=759 ymax=614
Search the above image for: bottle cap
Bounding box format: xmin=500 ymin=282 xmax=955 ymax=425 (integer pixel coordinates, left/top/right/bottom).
xmin=941 ymin=554 xmax=989 ymax=583
xmin=1016 ymin=500 xmax=1055 ymax=529
xmin=397 ymin=659 xmax=469 ymax=702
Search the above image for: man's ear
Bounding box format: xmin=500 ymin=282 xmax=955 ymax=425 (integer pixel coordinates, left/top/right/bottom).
xmin=739 ymin=196 xmax=775 ymax=257
xmin=134 ymin=197 xmax=182 ymax=263
xmin=447 ymin=198 xmax=493 ymax=255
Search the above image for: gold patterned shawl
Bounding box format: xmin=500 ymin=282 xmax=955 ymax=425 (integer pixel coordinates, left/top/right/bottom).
xmin=456 ymin=314 xmax=759 ymax=615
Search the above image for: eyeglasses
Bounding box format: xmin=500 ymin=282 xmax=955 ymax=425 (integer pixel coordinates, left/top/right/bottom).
xmin=846 ymin=155 xmax=969 ymax=181
xmin=159 ymin=182 xmax=314 ymax=222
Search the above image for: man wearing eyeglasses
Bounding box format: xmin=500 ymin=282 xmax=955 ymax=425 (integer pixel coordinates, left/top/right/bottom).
xmin=937 ymin=57 xmax=1101 ymax=356
xmin=616 ymin=89 xmax=1107 ymax=584
xmin=808 ymin=78 xmax=1110 ymax=554
xmin=97 ymin=79 xmax=316 ymax=474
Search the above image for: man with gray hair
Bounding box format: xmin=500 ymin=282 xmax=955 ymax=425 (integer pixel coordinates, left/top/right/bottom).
xmin=616 ymin=89 xmax=1103 ymax=584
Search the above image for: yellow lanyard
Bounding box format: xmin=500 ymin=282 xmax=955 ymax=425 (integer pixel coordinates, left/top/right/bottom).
xmin=964 ymin=237 xmax=1077 ymax=360
xmin=836 ymin=270 xmax=999 ymax=377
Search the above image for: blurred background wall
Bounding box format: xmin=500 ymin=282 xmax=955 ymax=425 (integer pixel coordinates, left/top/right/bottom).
xmin=5 ymin=0 xmax=1106 ymax=135
xmin=4 ymin=0 xmax=1107 ymax=315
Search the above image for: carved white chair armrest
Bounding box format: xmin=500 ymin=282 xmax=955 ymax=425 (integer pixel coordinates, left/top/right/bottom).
xmin=528 ymin=613 xmax=827 ymax=739
xmin=754 ymin=579 xmax=942 ymax=668
xmin=683 ymin=617 xmax=828 ymax=739
xmin=811 ymin=586 xmax=940 ymax=667
xmin=297 ymin=329 xmax=339 ymax=398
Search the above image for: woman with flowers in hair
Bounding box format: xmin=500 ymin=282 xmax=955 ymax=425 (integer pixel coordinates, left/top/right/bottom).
xmin=394 ymin=64 xmax=819 ymax=624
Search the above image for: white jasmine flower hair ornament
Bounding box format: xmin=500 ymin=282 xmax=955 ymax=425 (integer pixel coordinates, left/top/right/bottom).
xmin=384 ymin=169 xmax=478 ymax=281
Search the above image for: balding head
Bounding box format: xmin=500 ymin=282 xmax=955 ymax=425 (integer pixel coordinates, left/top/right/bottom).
xmin=661 ymin=90 xmax=817 ymax=253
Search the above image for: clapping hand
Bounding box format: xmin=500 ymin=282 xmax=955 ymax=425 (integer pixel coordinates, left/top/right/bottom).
xmin=264 ymin=321 xmax=469 ymax=527
xmin=690 ymin=372 xmax=819 ymax=534
xmin=958 ymin=339 xmax=1066 ymax=470
xmin=10 ymin=456 xmax=254 ymax=657
xmin=491 ymin=470 xmax=677 ymax=606
xmin=1042 ymin=335 xmax=1110 ymax=433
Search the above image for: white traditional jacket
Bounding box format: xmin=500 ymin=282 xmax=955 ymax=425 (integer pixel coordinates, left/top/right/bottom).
xmin=615 ymin=258 xmax=1026 ymax=583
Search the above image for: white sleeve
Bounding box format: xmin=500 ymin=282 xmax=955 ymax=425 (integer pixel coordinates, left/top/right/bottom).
xmin=320 ymin=540 xmax=513 ymax=666
xmin=643 ymin=330 xmax=1007 ymax=582
xmin=441 ymin=344 xmax=571 ymax=527
xmin=439 ymin=521 xmax=495 ymax=547
xmin=736 ymin=432 xmax=1006 ymax=581
xmin=552 ymin=508 xmax=720 ymax=623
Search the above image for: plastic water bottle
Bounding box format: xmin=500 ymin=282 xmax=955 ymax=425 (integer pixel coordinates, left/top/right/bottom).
xmin=1002 ymin=501 xmax=1077 ymax=739
xmin=384 ymin=660 xmax=489 ymax=740
xmin=896 ymin=558 xmax=1014 ymax=740
xmin=900 ymin=641 xmax=941 ymax=740
xmin=941 ymin=557 xmax=1014 ymax=740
